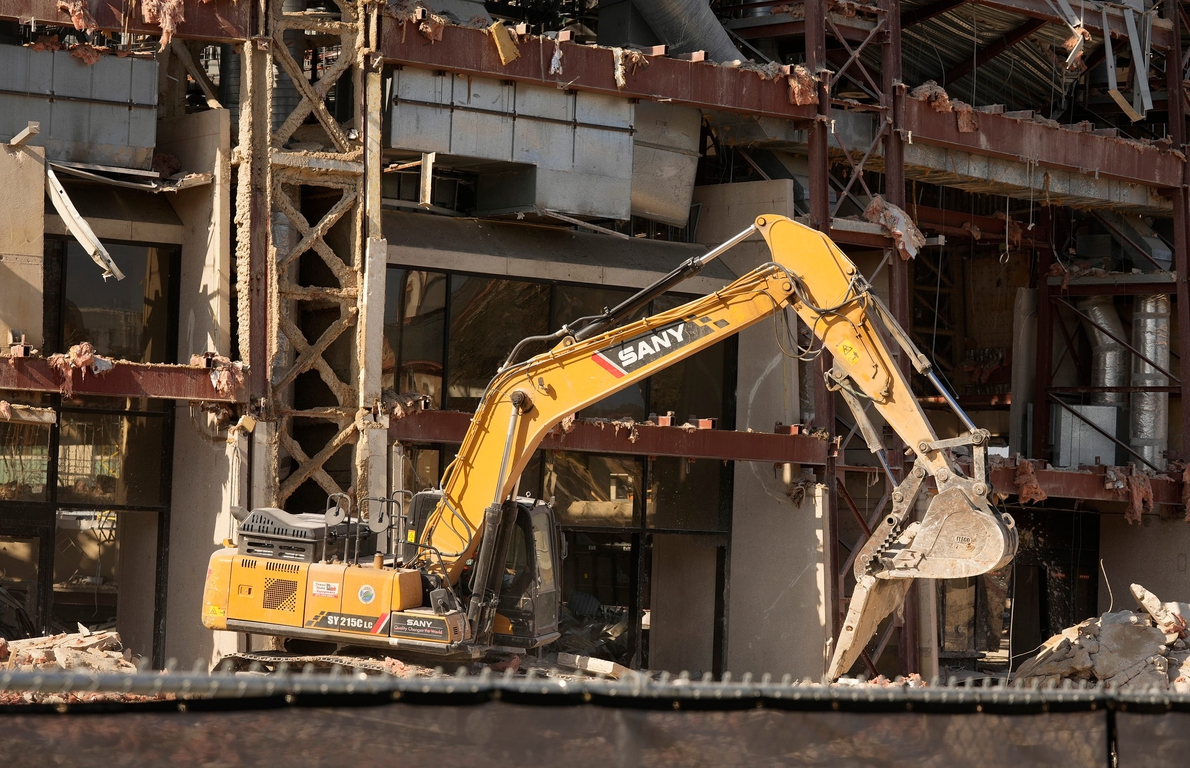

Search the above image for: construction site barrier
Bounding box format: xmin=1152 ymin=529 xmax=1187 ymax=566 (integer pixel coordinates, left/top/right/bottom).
xmin=4 ymin=668 xmax=1185 ymax=766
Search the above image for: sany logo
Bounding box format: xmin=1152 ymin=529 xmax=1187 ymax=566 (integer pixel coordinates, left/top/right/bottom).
xmin=590 ymin=320 xmax=717 ymax=378
xmin=407 ymin=619 xmax=434 ymax=628
xmin=618 ymin=324 xmax=685 ymax=366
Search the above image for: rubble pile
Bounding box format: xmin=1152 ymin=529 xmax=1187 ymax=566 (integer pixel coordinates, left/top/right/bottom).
xmin=3 ymin=628 xmax=138 ymax=674
xmin=1014 ymin=583 xmax=1190 ymax=691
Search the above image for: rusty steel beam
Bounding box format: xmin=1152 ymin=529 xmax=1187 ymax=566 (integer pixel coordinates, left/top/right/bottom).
xmin=903 ymin=97 xmax=1185 ymax=189
xmin=0 ymin=357 xmax=248 ymax=403
xmin=0 ymin=0 xmax=251 ymax=41
xmin=380 ymin=20 xmax=817 ymax=123
xmin=990 ymin=461 xmax=1182 ymax=506
xmin=388 ymin=410 xmax=830 ymax=465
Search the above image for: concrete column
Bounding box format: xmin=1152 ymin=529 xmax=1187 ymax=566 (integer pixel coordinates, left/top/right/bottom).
xmin=0 ymin=145 xmax=46 ymax=350
xmin=116 ymin=512 xmax=158 ymax=660
xmin=649 ymin=534 xmax=725 ymax=675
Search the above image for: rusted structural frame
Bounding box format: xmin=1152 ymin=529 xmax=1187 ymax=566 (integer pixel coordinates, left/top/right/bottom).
xmin=387 ymin=411 xmax=830 ymax=465
xmin=232 ymin=0 xmax=387 ymax=510
xmin=0 ymin=357 xmax=248 ymax=403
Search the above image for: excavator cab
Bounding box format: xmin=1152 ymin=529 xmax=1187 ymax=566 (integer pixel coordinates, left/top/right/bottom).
xmin=401 ymin=490 xmax=562 ymax=650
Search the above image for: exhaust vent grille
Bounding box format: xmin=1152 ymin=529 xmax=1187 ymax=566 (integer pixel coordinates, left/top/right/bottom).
xmin=263 ymin=578 xmax=298 ymax=612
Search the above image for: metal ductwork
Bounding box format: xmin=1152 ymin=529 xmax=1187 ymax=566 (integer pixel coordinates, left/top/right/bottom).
xmin=219 ymin=44 xmax=241 ymax=142
xmin=1130 ymin=295 xmax=1171 ymax=470
xmin=1077 ymin=296 xmax=1128 ymax=407
xmin=632 ymin=0 xmax=745 ymax=64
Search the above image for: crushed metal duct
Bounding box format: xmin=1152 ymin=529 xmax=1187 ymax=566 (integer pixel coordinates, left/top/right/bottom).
xmin=1077 ymin=296 xmax=1126 ymax=407
xmin=631 ymin=0 xmax=745 ymax=64
xmin=1130 ymin=295 xmax=1171 ymax=470
xmin=44 ymin=166 xmax=125 ymax=281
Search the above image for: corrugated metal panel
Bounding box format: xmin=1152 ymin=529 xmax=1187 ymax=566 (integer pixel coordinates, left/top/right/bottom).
xmin=0 ymin=45 xmax=157 ymax=170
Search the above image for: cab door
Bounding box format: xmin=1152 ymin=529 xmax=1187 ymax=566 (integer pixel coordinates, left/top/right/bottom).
xmin=493 ymin=501 xmax=561 ymax=647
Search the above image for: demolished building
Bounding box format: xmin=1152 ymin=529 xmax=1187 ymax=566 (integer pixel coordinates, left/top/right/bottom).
xmin=1 ymin=0 xmax=1190 ymax=684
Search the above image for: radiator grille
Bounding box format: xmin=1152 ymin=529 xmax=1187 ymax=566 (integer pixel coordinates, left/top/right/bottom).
xmin=241 ymin=559 xmax=258 ymax=569
xmin=263 ymin=578 xmax=298 ymax=612
xmin=265 ymin=561 xmax=301 ymax=573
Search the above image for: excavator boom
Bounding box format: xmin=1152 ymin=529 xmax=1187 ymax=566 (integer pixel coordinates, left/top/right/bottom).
xmin=202 ymin=215 xmax=1014 ymax=674
xmin=423 ymin=215 xmax=1017 ymax=677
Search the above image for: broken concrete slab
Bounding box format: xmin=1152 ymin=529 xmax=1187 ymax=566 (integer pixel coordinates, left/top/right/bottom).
xmin=1015 ymin=582 xmax=1187 ymax=690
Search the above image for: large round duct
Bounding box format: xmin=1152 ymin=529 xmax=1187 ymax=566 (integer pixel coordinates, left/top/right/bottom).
xmin=632 ymin=0 xmax=745 ymax=64
xmin=1130 ymin=295 xmax=1171 ymax=470
xmin=1077 ymin=296 xmax=1128 ymax=407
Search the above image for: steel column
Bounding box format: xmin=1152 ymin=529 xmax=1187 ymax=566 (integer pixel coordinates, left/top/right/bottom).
xmin=1167 ymin=1 xmax=1190 ymax=461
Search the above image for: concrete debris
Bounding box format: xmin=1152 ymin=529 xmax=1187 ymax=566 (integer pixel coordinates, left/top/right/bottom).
xmin=1131 ymin=583 xmax=1187 ymax=640
xmin=487 ymin=20 xmax=519 ymax=65
xmin=1126 ymin=471 xmax=1154 ymax=524
xmin=961 ymin=221 xmax=982 ymax=240
xmin=788 ymin=64 xmax=818 ymax=106
xmin=56 ymin=0 xmax=97 ymax=34
xmin=191 ymin=353 xmax=245 ymax=398
xmin=27 ymin=33 xmax=63 ymax=52
xmin=142 ymin=0 xmax=186 ymax=49
xmin=4 ymin=630 xmax=137 ymax=674
xmin=419 ymin=11 xmax=446 ymax=42
xmin=612 ymin=47 xmax=649 ymax=89
xmin=1013 ymin=459 xmax=1048 ymax=504
xmin=558 ymin=413 xmax=577 ymax=434
xmin=381 ymin=389 xmax=431 ymax=419
xmin=558 ymin=652 xmax=638 ymax=680
xmin=951 ymin=100 xmax=978 ymax=132
xmin=0 ymin=401 xmax=10 ymax=421
xmin=828 ymin=0 xmax=861 ymax=17
xmin=862 ymin=195 xmax=925 ymax=259
xmin=771 ymin=3 xmax=805 ymax=18
xmin=69 ymin=42 xmax=104 ymax=65
xmin=47 ymin=342 xmax=113 ymax=398
xmin=908 ymin=80 xmax=952 ymax=112
xmin=1015 ymin=584 xmax=1190 ymax=691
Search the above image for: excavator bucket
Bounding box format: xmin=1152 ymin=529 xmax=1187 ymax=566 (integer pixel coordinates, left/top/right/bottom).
xmin=826 ymin=486 xmax=1017 ymax=680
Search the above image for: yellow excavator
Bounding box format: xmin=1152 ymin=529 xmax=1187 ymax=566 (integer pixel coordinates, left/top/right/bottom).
xmin=202 ymin=215 xmax=1017 ymax=679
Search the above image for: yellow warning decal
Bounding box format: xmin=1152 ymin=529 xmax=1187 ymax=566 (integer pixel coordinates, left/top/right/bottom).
xmin=836 ymin=340 xmax=861 ymax=365
xmin=407 ymin=530 xmax=416 ymax=543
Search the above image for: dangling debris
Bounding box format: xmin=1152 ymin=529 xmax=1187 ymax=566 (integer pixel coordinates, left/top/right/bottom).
xmin=612 ymin=47 xmax=648 ymax=89
xmin=549 ymin=39 xmax=563 ymax=75
xmin=1125 ymin=471 xmax=1154 ymax=524
xmin=909 ymin=80 xmax=952 ymax=112
xmin=56 ymin=0 xmax=97 ymax=34
xmin=863 ymin=195 xmax=926 ymax=259
xmin=142 ymin=0 xmax=186 ymax=49
xmin=788 ymin=64 xmax=818 ymax=106
xmin=1013 ymin=459 xmax=1047 ymax=504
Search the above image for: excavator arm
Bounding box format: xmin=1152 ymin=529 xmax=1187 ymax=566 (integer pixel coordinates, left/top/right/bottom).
xmin=420 ymin=215 xmax=1016 ymax=678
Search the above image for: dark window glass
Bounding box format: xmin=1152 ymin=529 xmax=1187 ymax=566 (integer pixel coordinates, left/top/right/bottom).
xmin=552 ymin=285 xmax=647 ymax=421
xmin=62 ymin=241 xmax=176 ymax=364
xmin=646 ymin=457 xmax=726 ymax=532
xmin=387 ymin=270 xmax=447 ymax=408
xmin=399 ymin=446 xmax=441 ymax=493
xmin=544 ymin=451 xmax=640 ymax=528
xmin=0 ymin=535 xmax=40 ymax=637
xmin=61 ymin=396 xmax=169 ymax=412
xmin=447 ymin=276 xmax=550 ymax=412
xmin=0 ymin=420 xmax=51 ymax=502
xmin=53 ymin=510 xmax=119 ymax=627
xmin=381 ymin=267 xmax=405 ymax=392
xmin=647 ymin=295 xmax=725 ymax=422
xmin=57 ymin=413 xmax=166 ymax=506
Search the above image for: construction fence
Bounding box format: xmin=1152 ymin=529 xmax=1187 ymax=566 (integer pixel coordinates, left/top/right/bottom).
xmin=1 ymin=669 xmax=1187 ymax=766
